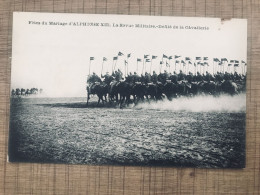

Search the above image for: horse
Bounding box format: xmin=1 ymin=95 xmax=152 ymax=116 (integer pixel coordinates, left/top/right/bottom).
xmin=86 ymin=82 xmax=108 ymax=106
xmin=197 ymin=81 xmax=217 ymax=95
xmin=117 ymin=81 xmax=131 ymax=108
xmin=146 ymin=83 xmax=157 ymax=101
xmin=109 ymin=80 xmax=120 ymax=103
xmin=163 ymin=80 xmax=178 ymax=100
xmin=221 ymin=80 xmax=238 ymax=95
xmin=132 ymin=82 xmax=147 ymax=104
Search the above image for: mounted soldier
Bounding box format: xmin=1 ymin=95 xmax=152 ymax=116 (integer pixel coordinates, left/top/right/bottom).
xmin=87 ymin=72 xmax=102 ymax=94
xmin=151 ymin=71 xmax=158 ymax=84
xmin=144 ymin=72 xmax=152 ymax=84
xmin=178 ymin=70 xmax=186 ymax=81
xmin=132 ymin=72 xmax=140 ymax=83
xmin=101 ymin=72 xmax=113 ymax=85
xmin=170 ymin=71 xmax=178 ymax=84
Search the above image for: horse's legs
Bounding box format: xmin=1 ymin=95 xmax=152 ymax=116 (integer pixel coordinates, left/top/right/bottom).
xmin=120 ymin=95 xmax=125 ymax=109
xmin=97 ymin=96 xmax=101 ymax=106
xmin=101 ymin=95 xmax=105 ymax=105
xmin=87 ymin=92 xmax=90 ymax=106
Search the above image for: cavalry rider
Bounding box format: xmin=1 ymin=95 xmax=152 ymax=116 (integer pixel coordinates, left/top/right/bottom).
xmin=186 ymin=72 xmax=193 ymax=83
xmin=132 ymin=72 xmax=140 ymax=83
xmin=151 ymin=71 xmax=158 ymax=84
xmin=233 ymin=71 xmax=242 ymax=82
xmin=215 ymin=72 xmax=224 ymax=82
xmin=112 ymin=69 xmax=123 ymax=82
xmin=205 ymin=71 xmax=214 ymax=82
xmin=170 ymin=71 xmax=178 ymax=84
xmin=178 ymin=70 xmax=186 ymax=81
xmin=87 ymin=72 xmax=102 ymax=93
xmin=87 ymin=72 xmax=101 ymax=84
xmin=125 ymin=72 xmax=134 ymax=83
xmin=223 ymin=71 xmax=231 ymax=81
xmin=158 ymin=70 xmax=169 ymax=84
xmin=144 ymin=72 xmax=152 ymax=84
xmin=101 ymin=72 xmax=113 ymax=85
xmin=163 ymin=70 xmax=170 ymax=81
xmin=194 ymin=71 xmax=203 ymax=82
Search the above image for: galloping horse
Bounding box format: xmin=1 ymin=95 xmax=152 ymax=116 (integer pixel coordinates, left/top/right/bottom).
xmin=86 ymin=82 xmax=108 ymax=106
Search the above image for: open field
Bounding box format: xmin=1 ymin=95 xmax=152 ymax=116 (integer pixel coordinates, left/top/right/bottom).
xmin=9 ymin=95 xmax=245 ymax=168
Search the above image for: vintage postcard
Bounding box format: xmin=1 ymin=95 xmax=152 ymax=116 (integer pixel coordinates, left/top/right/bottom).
xmin=9 ymin=12 xmax=247 ymax=168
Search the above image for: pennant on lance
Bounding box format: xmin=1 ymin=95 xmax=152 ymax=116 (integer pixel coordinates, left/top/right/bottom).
xmin=118 ymin=51 xmax=124 ymax=56
xmin=137 ymin=58 xmax=142 ymax=62
xmin=168 ymin=56 xmax=173 ymax=60
xmin=213 ymin=58 xmax=220 ymax=62
xmin=144 ymin=55 xmax=149 ymax=58
xmin=127 ymin=53 xmax=131 ymax=58
xmin=152 ymin=55 xmax=157 ymax=59
xmin=221 ymin=58 xmax=228 ymax=62
xmin=196 ymin=57 xmax=201 ymax=60
xmin=146 ymin=59 xmax=151 ymax=62
xmin=103 ymin=57 xmax=107 ymax=61
xmin=185 ymin=57 xmax=191 ymax=61
xmin=90 ymin=57 xmax=95 ymax=60
xmin=163 ymin=54 xmax=168 ymax=58
xmin=203 ymin=57 xmax=208 ymax=61
xmin=175 ymin=55 xmax=181 ymax=59
xmin=113 ymin=56 xmax=118 ymax=60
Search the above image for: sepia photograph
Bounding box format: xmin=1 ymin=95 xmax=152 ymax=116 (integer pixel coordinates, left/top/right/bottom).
xmin=9 ymin=12 xmax=247 ymax=168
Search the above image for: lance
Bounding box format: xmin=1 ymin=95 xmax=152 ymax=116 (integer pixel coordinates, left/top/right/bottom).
xmin=168 ymin=59 xmax=171 ymax=73
xmin=142 ymin=59 xmax=145 ymax=74
xmin=89 ymin=57 xmax=94 ymax=76
xmin=212 ymin=60 xmax=214 ymax=75
xmin=187 ymin=61 xmax=190 ymax=74
xmin=150 ymin=59 xmax=153 ymax=74
xmin=127 ymin=58 xmax=129 ymax=76
xmin=111 ymin=60 xmax=114 ymax=73
xmin=101 ymin=60 xmax=104 ymax=76
xmin=160 ymin=56 xmax=163 ymax=73
xmin=124 ymin=60 xmax=127 ymax=77
xmin=144 ymin=60 xmax=147 ymax=73
xmin=126 ymin=54 xmax=131 ymax=76
xmin=113 ymin=59 xmax=118 ymax=72
xmin=89 ymin=59 xmax=91 ymax=76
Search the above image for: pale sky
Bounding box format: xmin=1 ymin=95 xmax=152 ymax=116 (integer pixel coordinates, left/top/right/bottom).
xmin=11 ymin=12 xmax=247 ymax=97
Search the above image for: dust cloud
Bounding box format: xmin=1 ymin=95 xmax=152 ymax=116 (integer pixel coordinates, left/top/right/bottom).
xmin=136 ymin=93 xmax=246 ymax=113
